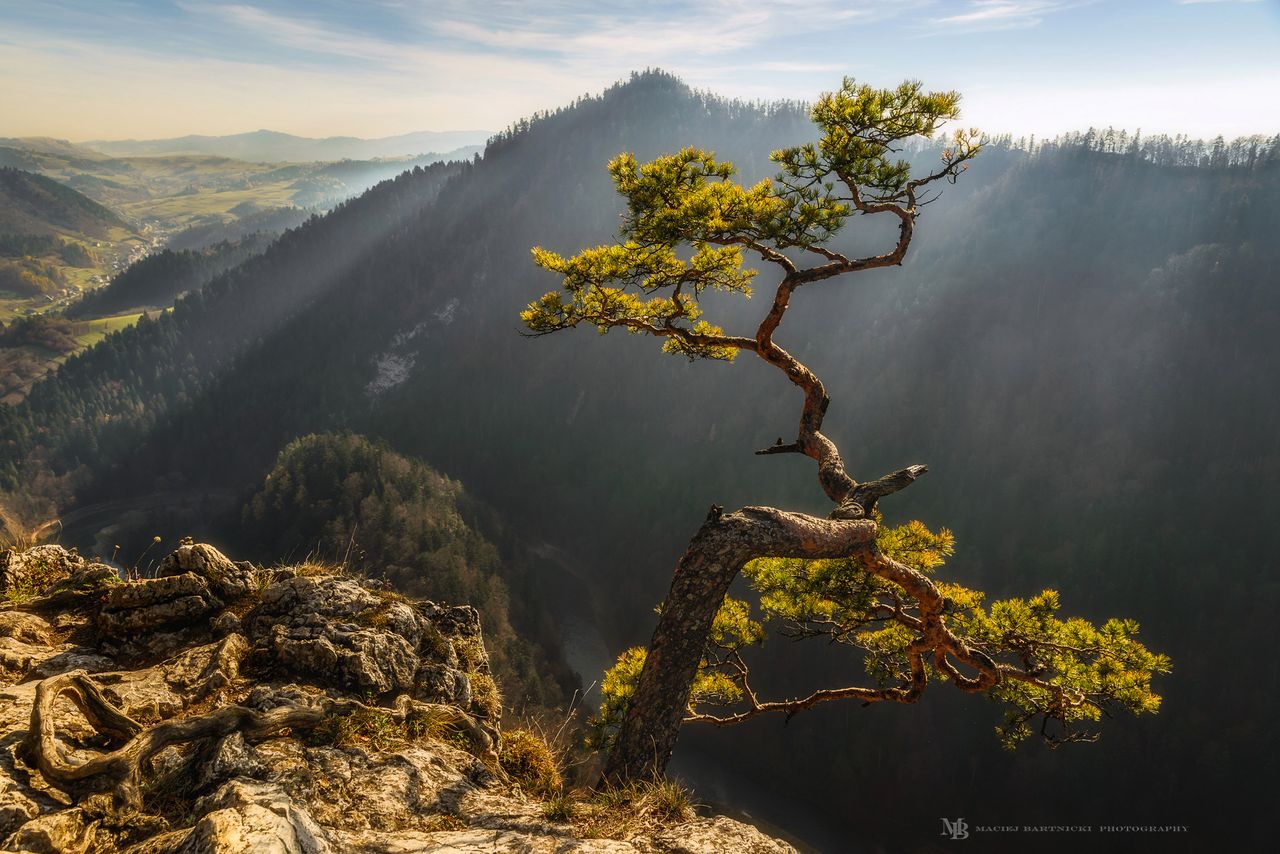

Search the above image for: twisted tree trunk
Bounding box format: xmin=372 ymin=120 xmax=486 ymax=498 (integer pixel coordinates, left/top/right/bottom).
xmin=601 ymin=506 xmax=878 ymax=783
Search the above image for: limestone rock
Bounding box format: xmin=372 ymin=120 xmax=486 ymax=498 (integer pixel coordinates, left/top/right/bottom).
xmin=0 ymin=544 xmax=797 ymax=854
xmin=30 ymin=648 xmax=115 ymax=681
xmin=196 ymin=733 xmax=266 ymax=793
xmin=93 ymin=667 xmax=186 ymax=722
xmin=0 ymin=546 xmax=83 ymax=598
xmin=0 ymin=636 xmax=48 ymax=683
xmin=157 ymin=544 xmax=257 ymax=601
xmin=0 ymin=782 xmax=40 ymax=838
xmin=246 ymin=577 xmax=453 ymax=698
xmin=163 ymin=634 xmax=250 ymax=703
xmin=210 ymin=612 xmax=241 ymax=637
xmin=649 ymin=816 xmax=799 ymax=854
xmin=0 ymin=611 xmax=53 ymax=645
xmin=99 ymin=572 xmax=221 ymax=641
xmin=17 ymin=566 xmax=120 ymax=612
xmin=175 ymin=780 xmax=332 ymax=854
xmin=0 ymin=807 xmax=98 ymax=854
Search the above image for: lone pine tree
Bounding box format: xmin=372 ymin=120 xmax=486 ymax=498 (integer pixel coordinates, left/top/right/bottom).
xmin=521 ymin=78 xmax=1168 ymax=783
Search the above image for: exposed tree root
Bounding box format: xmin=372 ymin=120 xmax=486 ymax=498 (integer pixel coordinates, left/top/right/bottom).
xmin=21 ymin=669 xmax=500 ymax=810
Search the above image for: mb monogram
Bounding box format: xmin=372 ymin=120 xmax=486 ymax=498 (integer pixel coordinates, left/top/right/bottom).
xmin=941 ymin=818 xmax=970 ymax=840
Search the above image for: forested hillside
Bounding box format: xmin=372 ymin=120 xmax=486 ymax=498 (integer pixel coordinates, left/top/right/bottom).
xmin=0 ymin=71 xmax=1276 ymax=849
xmin=0 ymin=167 xmax=127 ymax=238
xmin=0 ymin=168 xmax=136 ymax=302
xmin=0 ymin=157 xmax=464 ymax=502
xmin=66 ymin=235 xmax=273 ymax=318
xmin=238 ymin=432 xmax=575 ymax=711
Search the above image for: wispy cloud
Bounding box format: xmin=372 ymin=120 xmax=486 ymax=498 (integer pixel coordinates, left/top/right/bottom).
xmin=931 ymin=1 xmax=1079 ymax=31
xmin=0 ymin=0 xmax=1275 ymax=140
xmin=175 ymin=0 xmax=913 ymax=105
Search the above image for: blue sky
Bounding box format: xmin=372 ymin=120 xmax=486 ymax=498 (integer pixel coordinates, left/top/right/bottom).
xmin=1 ymin=0 xmax=1276 ymax=141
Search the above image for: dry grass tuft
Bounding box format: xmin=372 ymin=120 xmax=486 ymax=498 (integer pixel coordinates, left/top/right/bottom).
xmin=292 ymin=560 xmax=346 ymax=578
xmin=468 ymin=671 xmax=502 ymax=721
xmin=569 ymin=779 xmax=698 ymax=839
xmin=306 ymin=703 xmax=451 ymax=752
xmin=499 ymin=729 xmax=563 ymax=797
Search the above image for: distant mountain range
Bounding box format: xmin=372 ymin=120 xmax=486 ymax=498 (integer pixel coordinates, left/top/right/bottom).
xmin=79 ymin=129 xmax=492 ymax=163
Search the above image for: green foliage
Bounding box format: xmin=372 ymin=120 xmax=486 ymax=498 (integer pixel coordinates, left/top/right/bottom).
xmin=734 ymin=517 xmax=953 ymax=638
xmin=0 ymin=234 xmax=60 ymax=258
xmin=0 ymin=314 xmax=80 ymax=353
xmin=773 ymin=78 xmax=976 ymax=204
xmin=875 ymin=516 xmax=955 ymax=571
xmin=0 ymin=257 xmax=67 ymax=297
xmin=946 ymin=589 xmax=1171 ymax=747
xmin=541 ymin=792 xmax=578 ymax=823
xmin=591 ymin=517 xmax=1166 ymax=749
xmin=68 ymin=238 xmax=268 ymax=319
xmin=0 ymin=166 xmax=128 ymax=236
xmin=525 ymin=237 xmax=753 ymax=362
xmin=708 ymin=594 xmax=765 ymax=647
xmin=522 ymin=77 xmax=980 ymax=362
xmin=588 ymin=645 xmax=647 ymax=750
xmin=58 ymin=241 xmax=97 ymax=268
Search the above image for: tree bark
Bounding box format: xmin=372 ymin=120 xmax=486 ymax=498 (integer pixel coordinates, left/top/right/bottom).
xmin=601 ymin=506 xmax=877 ymax=783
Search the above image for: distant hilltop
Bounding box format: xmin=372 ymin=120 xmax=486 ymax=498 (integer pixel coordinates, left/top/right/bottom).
xmin=77 ymin=128 xmax=494 ymax=163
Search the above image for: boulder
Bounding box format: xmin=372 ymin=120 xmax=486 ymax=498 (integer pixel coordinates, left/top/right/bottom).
xmin=163 ymin=634 xmax=250 ymax=702
xmin=245 ymin=577 xmax=465 ymax=699
xmin=650 ymin=817 xmax=798 ymax=854
xmin=157 ymin=544 xmax=258 ymax=601
xmin=0 ymin=611 xmax=53 ymax=645
xmin=0 ymin=546 xmax=83 ymax=599
xmin=0 ymin=807 xmax=98 ymax=854
xmin=174 ymin=780 xmax=332 ymax=854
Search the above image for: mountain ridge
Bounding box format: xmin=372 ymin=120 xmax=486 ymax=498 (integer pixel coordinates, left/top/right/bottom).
xmin=81 ymin=129 xmax=493 ymax=163
xmin=0 ymin=167 xmax=129 ymax=238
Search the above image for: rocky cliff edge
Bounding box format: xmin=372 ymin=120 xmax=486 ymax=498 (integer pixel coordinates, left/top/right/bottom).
xmin=0 ymin=543 xmax=795 ymax=854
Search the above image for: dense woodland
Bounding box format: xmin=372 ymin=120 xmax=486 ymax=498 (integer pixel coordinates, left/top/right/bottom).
xmin=0 ymin=71 xmax=1276 ymax=850
xmin=237 ymin=432 xmax=575 ymax=711
xmin=66 ymin=235 xmax=273 ymax=317
xmin=0 ymin=315 xmax=82 ymax=400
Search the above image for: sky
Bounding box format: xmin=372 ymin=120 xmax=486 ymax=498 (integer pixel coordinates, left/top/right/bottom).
xmin=1 ymin=0 xmax=1277 ymax=142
